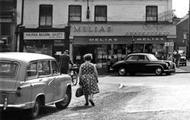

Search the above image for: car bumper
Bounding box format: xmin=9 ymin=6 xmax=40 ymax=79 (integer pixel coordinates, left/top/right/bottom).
xmin=163 ymin=68 xmax=176 ymax=73
xmin=0 ymin=102 xmax=34 ymax=110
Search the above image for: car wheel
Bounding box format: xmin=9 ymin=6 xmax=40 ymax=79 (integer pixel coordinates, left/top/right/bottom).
xmin=27 ymin=98 xmax=41 ymax=118
xmin=118 ymin=67 xmax=126 ymax=76
xmin=155 ymin=67 xmax=163 ymax=76
xmin=55 ymin=86 xmax=72 ymax=109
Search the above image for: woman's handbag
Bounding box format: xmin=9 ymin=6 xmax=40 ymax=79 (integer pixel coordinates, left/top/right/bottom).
xmin=75 ymin=86 xmax=83 ymax=97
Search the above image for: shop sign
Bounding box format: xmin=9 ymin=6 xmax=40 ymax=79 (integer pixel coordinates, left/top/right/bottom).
xmin=73 ymin=36 xmax=132 ymax=44
xmin=134 ymin=37 xmax=166 ymax=43
xmin=72 ymin=25 xmax=112 ymax=33
xmin=24 ymin=32 xmax=65 ymax=40
xmin=165 ymin=42 xmax=174 ymax=46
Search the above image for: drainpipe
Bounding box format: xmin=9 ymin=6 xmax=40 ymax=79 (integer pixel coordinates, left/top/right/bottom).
xmin=15 ymin=0 xmax=24 ymax=52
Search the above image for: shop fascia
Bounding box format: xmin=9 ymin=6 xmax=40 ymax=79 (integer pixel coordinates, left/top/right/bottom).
xmin=72 ymin=25 xmax=112 ymax=33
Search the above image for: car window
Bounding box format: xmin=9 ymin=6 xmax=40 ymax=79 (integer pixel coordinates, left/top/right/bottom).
xmin=52 ymin=60 xmax=59 ymax=75
xmin=138 ymin=55 xmax=148 ymax=61
xmin=127 ymin=55 xmax=138 ymax=61
xmin=0 ymin=61 xmax=18 ymax=78
xmin=148 ymin=54 xmax=158 ymax=61
xmin=38 ymin=60 xmax=51 ymax=76
xmin=27 ymin=62 xmax=37 ymax=80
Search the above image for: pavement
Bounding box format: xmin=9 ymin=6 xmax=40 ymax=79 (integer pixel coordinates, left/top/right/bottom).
xmin=176 ymin=60 xmax=190 ymax=73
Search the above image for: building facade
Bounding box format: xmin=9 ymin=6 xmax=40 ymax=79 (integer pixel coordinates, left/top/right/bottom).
xmin=0 ymin=0 xmax=17 ymax=52
xmin=16 ymin=0 xmax=176 ymax=72
xmin=16 ymin=0 xmax=70 ymax=57
xmin=68 ymin=0 xmax=176 ymax=71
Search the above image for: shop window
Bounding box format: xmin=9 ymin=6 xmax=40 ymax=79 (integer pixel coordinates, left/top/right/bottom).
xmin=1 ymin=23 xmax=10 ymax=35
xmin=146 ymin=6 xmax=158 ymax=22
xmin=39 ymin=5 xmax=52 ymax=27
xmin=69 ymin=5 xmax=81 ymax=22
xmin=95 ymin=6 xmax=107 ymax=22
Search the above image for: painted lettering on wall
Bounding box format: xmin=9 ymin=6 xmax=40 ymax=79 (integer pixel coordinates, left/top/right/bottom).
xmin=73 ymin=25 xmax=112 ymax=33
xmin=88 ymin=38 xmax=118 ymax=43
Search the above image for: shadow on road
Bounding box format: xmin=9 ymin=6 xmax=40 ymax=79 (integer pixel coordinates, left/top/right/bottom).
xmin=70 ymin=105 xmax=93 ymax=111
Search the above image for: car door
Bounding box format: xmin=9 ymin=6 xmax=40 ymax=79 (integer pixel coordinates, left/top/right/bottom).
xmin=37 ymin=60 xmax=56 ymax=103
xmin=125 ymin=55 xmax=139 ymax=73
xmin=51 ymin=60 xmax=64 ymax=101
xmin=137 ymin=55 xmax=149 ymax=73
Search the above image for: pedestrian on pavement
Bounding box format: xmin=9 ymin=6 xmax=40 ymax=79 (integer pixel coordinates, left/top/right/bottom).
xmin=175 ymin=51 xmax=181 ymax=67
xmin=78 ymin=53 xmax=99 ymax=106
xmin=60 ymin=50 xmax=73 ymax=74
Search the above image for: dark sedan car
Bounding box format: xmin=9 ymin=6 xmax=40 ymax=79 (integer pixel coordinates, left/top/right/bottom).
xmin=111 ymin=53 xmax=176 ymax=76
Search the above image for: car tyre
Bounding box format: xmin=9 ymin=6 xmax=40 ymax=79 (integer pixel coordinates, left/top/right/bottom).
xmin=55 ymin=86 xmax=72 ymax=109
xmin=27 ymin=98 xmax=41 ymax=118
xmin=155 ymin=67 xmax=163 ymax=76
xmin=118 ymin=67 xmax=126 ymax=76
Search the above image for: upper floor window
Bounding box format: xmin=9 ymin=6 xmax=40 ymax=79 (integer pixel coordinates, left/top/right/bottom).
xmin=95 ymin=6 xmax=107 ymax=22
xmin=39 ymin=5 xmax=52 ymax=27
xmin=146 ymin=6 xmax=158 ymax=22
xmin=69 ymin=5 xmax=81 ymax=22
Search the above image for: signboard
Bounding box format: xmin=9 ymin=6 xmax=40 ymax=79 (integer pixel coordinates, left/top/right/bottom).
xmin=165 ymin=42 xmax=174 ymax=46
xmin=73 ymin=36 xmax=166 ymax=44
xmin=73 ymin=36 xmax=132 ymax=44
xmin=24 ymin=32 xmax=65 ymax=40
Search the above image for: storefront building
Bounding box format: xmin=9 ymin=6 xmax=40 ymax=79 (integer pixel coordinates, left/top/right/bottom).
xmin=70 ymin=23 xmax=176 ymax=71
xmin=18 ymin=27 xmax=70 ymax=60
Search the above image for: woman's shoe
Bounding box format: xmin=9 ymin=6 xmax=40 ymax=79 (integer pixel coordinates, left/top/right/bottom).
xmin=89 ymin=100 xmax=95 ymax=106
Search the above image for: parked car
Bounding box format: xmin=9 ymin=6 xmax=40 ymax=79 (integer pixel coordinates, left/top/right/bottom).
xmin=0 ymin=52 xmax=72 ymax=118
xmin=111 ymin=53 xmax=176 ymax=76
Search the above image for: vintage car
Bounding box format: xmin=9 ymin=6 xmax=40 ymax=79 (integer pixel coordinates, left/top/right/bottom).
xmin=111 ymin=53 xmax=176 ymax=76
xmin=0 ymin=52 xmax=72 ymax=118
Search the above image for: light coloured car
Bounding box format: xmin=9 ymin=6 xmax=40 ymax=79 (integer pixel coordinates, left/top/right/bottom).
xmin=0 ymin=52 xmax=72 ymax=118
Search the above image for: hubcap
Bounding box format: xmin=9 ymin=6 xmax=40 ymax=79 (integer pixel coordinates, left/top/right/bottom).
xmin=119 ymin=68 xmax=125 ymax=75
xmin=156 ymin=68 xmax=162 ymax=75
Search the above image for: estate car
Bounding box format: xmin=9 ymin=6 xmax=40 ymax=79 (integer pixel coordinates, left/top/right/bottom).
xmin=0 ymin=52 xmax=72 ymax=118
xmin=111 ymin=53 xmax=176 ymax=76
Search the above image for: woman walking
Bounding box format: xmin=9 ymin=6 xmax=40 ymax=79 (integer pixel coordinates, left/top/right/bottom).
xmin=78 ymin=53 xmax=99 ymax=106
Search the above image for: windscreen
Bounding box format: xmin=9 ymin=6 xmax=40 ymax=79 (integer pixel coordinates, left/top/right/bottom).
xmin=0 ymin=61 xmax=18 ymax=78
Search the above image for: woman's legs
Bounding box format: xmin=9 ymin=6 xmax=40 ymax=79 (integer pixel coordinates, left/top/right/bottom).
xmin=89 ymin=94 xmax=95 ymax=106
xmin=84 ymin=95 xmax=89 ymax=106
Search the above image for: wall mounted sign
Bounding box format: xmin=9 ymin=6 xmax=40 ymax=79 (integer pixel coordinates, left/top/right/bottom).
xmin=73 ymin=36 xmax=166 ymax=44
xmin=72 ymin=25 xmax=112 ymax=33
xmin=24 ymin=32 xmax=65 ymax=40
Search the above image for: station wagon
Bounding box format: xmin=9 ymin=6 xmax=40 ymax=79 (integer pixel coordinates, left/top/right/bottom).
xmin=0 ymin=52 xmax=72 ymax=118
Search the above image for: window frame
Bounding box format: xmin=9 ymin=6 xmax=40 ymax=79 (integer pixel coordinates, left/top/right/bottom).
xmin=26 ymin=61 xmax=38 ymax=80
xmin=39 ymin=4 xmax=53 ymax=27
xmin=146 ymin=6 xmax=158 ymax=23
xmin=37 ymin=60 xmax=51 ymax=77
xmin=94 ymin=5 xmax=107 ymax=22
xmin=68 ymin=5 xmax=82 ymax=22
xmin=51 ymin=60 xmax=60 ymax=76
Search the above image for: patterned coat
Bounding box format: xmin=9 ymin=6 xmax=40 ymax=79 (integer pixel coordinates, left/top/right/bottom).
xmin=78 ymin=61 xmax=99 ymax=95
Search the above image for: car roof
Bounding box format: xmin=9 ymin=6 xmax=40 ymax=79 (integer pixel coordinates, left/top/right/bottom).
xmin=0 ymin=52 xmax=55 ymax=63
xmin=128 ymin=53 xmax=153 ymax=56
